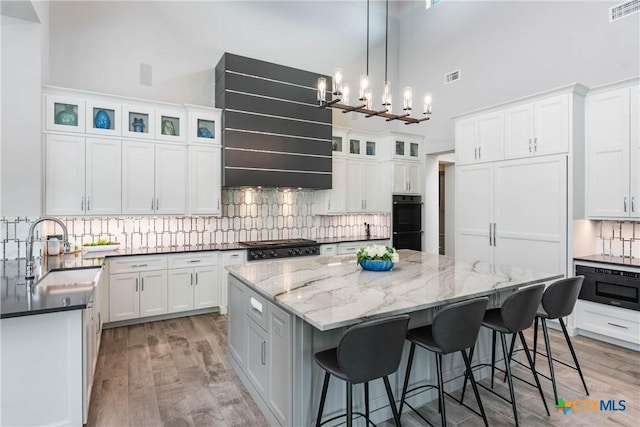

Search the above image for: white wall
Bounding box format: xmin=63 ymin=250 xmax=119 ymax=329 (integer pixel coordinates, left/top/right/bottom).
xmin=1 ymin=0 xmax=50 ymax=217
xmin=398 ymin=0 xmax=640 ymax=153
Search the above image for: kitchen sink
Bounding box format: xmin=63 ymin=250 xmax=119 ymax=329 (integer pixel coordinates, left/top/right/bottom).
xmin=36 ymin=268 xmax=101 ymax=293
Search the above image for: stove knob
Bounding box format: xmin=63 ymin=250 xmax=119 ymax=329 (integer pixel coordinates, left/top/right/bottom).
xmin=288 ymin=249 xmax=295 ymax=255
xmin=251 ymin=251 xmax=260 ymax=259
xmin=297 ymin=248 xmax=303 ymax=255
xmin=270 ymin=250 xmax=278 ymax=257
xmin=259 ymin=251 xmax=266 ymax=258
xmin=312 ymin=246 xmax=319 ymax=253
xmin=305 ymin=248 xmax=311 ymax=253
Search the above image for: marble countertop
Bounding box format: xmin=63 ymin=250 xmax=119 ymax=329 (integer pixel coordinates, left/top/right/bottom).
xmin=574 ymin=254 xmax=640 ymax=269
xmin=227 ymin=249 xmax=563 ymax=331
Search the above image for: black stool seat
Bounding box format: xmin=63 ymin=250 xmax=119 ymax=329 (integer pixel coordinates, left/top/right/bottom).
xmin=480 ymin=308 xmax=510 ymax=333
xmin=314 ymin=314 xmax=410 ymax=427
xmin=400 ymin=297 xmax=490 ymax=427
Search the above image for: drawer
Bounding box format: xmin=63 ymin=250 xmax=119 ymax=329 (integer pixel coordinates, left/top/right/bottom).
xmin=168 ymin=252 xmax=218 ymax=269
xmin=337 ymin=242 xmax=361 ymax=255
xmin=321 ymin=244 xmax=337 ymax=256
xmin=246 ymin=287 xmax=269 ymax=332
xmin=108 ymin=255 xmax=167 ymax=274
xmin=576 ymin=300 xmax=640 ymax=345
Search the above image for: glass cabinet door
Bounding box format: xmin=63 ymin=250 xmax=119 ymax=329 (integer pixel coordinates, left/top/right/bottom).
xmin=85 ymin=99 xmax=121 ymax=136
xmin=45 ymin=95 xmax=85 ymax=133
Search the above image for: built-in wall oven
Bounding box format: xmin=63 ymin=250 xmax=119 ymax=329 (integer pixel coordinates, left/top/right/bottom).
xmin=392 ymin=195 xmax=422 ymax=251
xmin=576 ymin=264 xmax=640 ymax=311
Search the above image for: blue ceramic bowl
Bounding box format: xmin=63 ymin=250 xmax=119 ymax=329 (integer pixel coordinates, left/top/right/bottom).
xmin=359 ymin=259 xmax=394 ymax=271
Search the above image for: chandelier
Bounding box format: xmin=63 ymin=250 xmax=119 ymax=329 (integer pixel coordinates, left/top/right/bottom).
xmin=317 ymin=0 xmax=432 ymax=125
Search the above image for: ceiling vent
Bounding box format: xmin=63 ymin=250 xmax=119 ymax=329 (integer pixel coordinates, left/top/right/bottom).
xmin=610 ymin=0 xmax=640 ymax=22
xmin=444 ymin=70 xmax=460 ymax=85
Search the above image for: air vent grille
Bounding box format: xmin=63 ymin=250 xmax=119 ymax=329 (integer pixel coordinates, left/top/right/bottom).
xmin=610 ymin=0 xmax=640 ymax=22
xmin=444 ymin=70 xmax=460 ymax=85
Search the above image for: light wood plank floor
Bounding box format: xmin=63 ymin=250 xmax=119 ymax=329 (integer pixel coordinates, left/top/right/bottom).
xmin=88 ymin=314 xmax=639 ymax=426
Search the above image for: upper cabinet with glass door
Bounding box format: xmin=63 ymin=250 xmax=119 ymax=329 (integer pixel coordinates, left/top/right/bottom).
xmin=122 ymin=104 xmax=156 ymax=139
xmin=85 ymin=99 xmax=122 ymax=137
xmin=394 ymin=138 xmax=421 ymax=160
xmin=186 ymin=105 xmax=222 ymax=145
xmin=348 ymin=132 xmax=379 ymax=159
xmin=45 ymin=94 xmax=86 ymax=133
xmin=156 ymin=108 xmax=186 ymax=142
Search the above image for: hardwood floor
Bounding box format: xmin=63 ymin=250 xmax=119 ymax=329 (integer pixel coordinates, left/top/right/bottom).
xmin=88 ymin=314 xmax=639 ymax=427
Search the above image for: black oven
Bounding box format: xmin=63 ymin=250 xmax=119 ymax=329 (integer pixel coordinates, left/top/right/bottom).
xmin=576 ymin=265 xmax=640 ymax=311
xmin=392 ymin=195 xmax=422 ymax=251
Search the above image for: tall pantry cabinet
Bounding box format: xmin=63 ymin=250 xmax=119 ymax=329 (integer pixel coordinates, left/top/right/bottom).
xmin=454 ymin=84 xmax=587 ymax=276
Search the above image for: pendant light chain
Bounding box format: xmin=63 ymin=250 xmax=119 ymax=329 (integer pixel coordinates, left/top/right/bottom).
xmin=366 ymin=0 xmax=370 ymax=77
xmin=384 ymin=0 xmax=388 ymax=82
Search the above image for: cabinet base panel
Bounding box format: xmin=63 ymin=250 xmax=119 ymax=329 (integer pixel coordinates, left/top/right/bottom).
xmin=575 ymin=329 xmax=640 ymax=352
xmin=103 ymin=307 xmax=219 ymax=329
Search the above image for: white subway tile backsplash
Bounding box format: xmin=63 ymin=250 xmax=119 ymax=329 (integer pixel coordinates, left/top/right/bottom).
xmin=595 ymin=220 xmax=638 ymax=258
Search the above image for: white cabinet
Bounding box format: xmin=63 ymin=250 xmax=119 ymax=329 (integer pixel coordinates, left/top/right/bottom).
xmin=189 ymin=145 xmax=222 ymax=215
xmin=347 ymin=159 xmax=385 ymax=213
xmin=456 ymin=155 xmax=567 ymax=275
xmin=167 ymin=252 xmax=219 ymax=313
xmin=108 ymin=256 xmax=168 ymax=322
xmin=85 ymin=99 xmax=122 ymax=137
xmin=576 ymin=300 xmax=640 ymax=349
xmin=122 ymin=104 xmax=156 ymax=139
xmin=586 ymin=84 xmax=640 ymax=219
xmin=228 ymin=275 xmax=292 ymax=426
xmin=155 ymin=108 xmax=186 ymax=142
xmin=321 ymin=244 xmax=337 ymax=256
xmin=44 ymin=94 xmax=85 ymax=133
xmin=187 ymin=105 xmax=222 ymax=144
xmin=45 ymin=135 xmax=121 ymax=216
xmin=122 ymin=141 xmax=186 ymax=215
xmin=312 ymin=157 xmax=347 ymax=215
xmin=392 ymin=161 xmax=421 ymax=195
xmin=455 ymin=112 xmax=504 ymax=165
xmin=220 ymin=250 xmax=246 ymax=314
xmin=504 ymin=94 xmax=569 ymax=159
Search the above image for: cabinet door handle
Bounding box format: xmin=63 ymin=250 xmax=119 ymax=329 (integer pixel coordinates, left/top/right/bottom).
xmin=632 ymin=197 xmax=635 ymax=213
xmin=195 ymin=272 xmax=198 ymax=285
xmin=328 ymin=199 xmax=331 ymax=210
xmin=534 ymin=137 xmax=537 ymax=152
xmin=141 ymin=277 xmax=144 ymax=291
xmin=151 ymin=198 xmax=155 ymax=210
xmin=87 ymin=196 xmax=91 ymax=211
xmin=528 ymin=138 xmax=532 ymax=152
xmin=493 ymin=222 xmax=497 ymax=246
xmin=81 ymin=196 xmax=84 ymax=211
xmin=135 ymin=278 xmax=138 ymax=292
xmin=474 ymin=147 xmax=477 ymax=160
xmin=607 ymin=322 xmax=629 ymax=330
xmin=217 ymin=199 xmax=220 ymax=210
xmin=190 ymin=272 xmax=193 ymax=286
xmin=261 ymin=341 xmax=266 ymax=365
xmin=478 ymin=146 xmax=481 ymax=159
xmin=156 ymin=198 xmax=159 ymax=210
xmin=96 ymin=313 xmax=101 ymax=333
xmin=489 ymin=223 xmax=493 ymax=246
xmin=624 ymin=197 xmax=628 ymax=212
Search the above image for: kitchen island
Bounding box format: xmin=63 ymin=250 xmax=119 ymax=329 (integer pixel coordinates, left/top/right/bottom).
xmin=226 ymin=249 xmax=562 ymax=426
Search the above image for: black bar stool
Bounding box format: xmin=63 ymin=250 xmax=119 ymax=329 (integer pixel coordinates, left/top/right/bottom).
xmin=314 ymin=314 xmax=410 ymax=427
xmin=399 ymin=297 xmax=490 ymax=427
xmin=462 ymin=284 xmax=550 ymax=427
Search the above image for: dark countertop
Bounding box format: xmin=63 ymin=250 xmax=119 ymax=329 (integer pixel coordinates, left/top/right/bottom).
xmin=1 ymin=236 xmax=391 ymax=319
xmin=1 ymin=254 xmax=103 ymax=319
xmin=574 ymin=255 xmax=640 ymax=269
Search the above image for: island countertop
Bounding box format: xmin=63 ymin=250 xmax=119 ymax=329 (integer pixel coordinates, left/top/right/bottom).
xmin=227 ymin=249 xmax=563 ymax=331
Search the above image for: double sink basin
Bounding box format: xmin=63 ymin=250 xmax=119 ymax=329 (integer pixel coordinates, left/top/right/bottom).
xmin=35 ymin=268 xmax=101 ymax=295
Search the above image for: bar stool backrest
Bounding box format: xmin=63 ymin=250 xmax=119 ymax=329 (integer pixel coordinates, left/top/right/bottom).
xmin=501 ymin=284 xmax=545 ymax=333
xmin=541 ymin=276 xmax=584 ymax=319
xmin=337 ymin=314 xmax=410 ymax=384
xmin=432 ymin=297 xmax=489 ymax=354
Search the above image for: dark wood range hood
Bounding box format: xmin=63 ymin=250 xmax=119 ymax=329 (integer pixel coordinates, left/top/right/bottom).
xmin=215 ymin=53 xmax=332 ymax=189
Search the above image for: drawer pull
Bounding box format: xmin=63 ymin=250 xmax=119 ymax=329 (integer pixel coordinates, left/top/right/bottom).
xmin=187 ymin=260 xmax=201 ymax=263
xmin=250 ymin=297 xmax=263 ymax=314
xmin=607 ymin=322 xmax=629 ymax=330
xmin=131 ymin=264 xmax=148 ymax=268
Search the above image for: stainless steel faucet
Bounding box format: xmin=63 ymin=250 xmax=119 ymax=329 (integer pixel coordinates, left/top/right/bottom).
xmin=25 ymin=217 xmax=71 ymax=279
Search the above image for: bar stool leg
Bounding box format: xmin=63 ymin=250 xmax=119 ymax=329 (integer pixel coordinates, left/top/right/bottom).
xmin=518 ymin=331 xmax=550 ymax=416
xmin=435 ymin=354 xmax=447 ymax=427
xmin=540 ymin=318 xmax=559 ymax=405
xmin=490 ymin=330 xmax=497 ymax=389
xmin=461 ymin=349 xmax=489 ymax=427
xmin=500 ymin=332 xmax=519 ymax=427
xmin=383 ymin=376 xmax=402 ymax=426
xmin=503 ymin=333 xmax=516 ymax=383
xmin=559 ymin=318 xmax=589 ymax=395
xmin=364 ymin=382 xmax=370 ymax=425
xmin=533 ymin=316 xmax=539 ymax=367
xmin=346 ymin=382 xmax=353 ymax=427
xmin=399 ymin=343 xmax=416 ymax=416
xmin=460 ymin=345 xmax=475 ymax=403
xmin=316 ymin=372 xmax=330 ymax=427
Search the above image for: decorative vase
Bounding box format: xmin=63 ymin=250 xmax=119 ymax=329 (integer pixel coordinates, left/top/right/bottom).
xmin=132 ymin=117 xmax=145 ymax=132
xmin=359 ymin=259 xmax=394 ymax=271
xmin=55 ymin=105 xmax=78 ymax=126
xmin=198 ymin=127 xmax=213 ymax=138
xmin=94 ymin=109 xmax=111 ymax=129
xmin=162 ymin=119 xmax=176 ymax=136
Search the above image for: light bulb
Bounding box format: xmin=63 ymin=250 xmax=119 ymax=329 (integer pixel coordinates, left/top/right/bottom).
xmin=386 ymin=94 xmax=392 ymax=113
xmin=423 ymin=92 xmax=432 ymax=115
xmin=382 ymin=81 xmax=391 ymax=107
xmin=317 ymin=77 xmax=326 ymax=103
xmin=333 ymin=68 xmax=343 ymax=95
xmin=359 ymin=75 xmax=369 ymax=100
xmin=342 ymin=83 xmax=350 ymax=105
xmin=365 ymin=89 xmax=372 ymax=110
xmin=403 ymin=87 xmax=413 ymax=111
